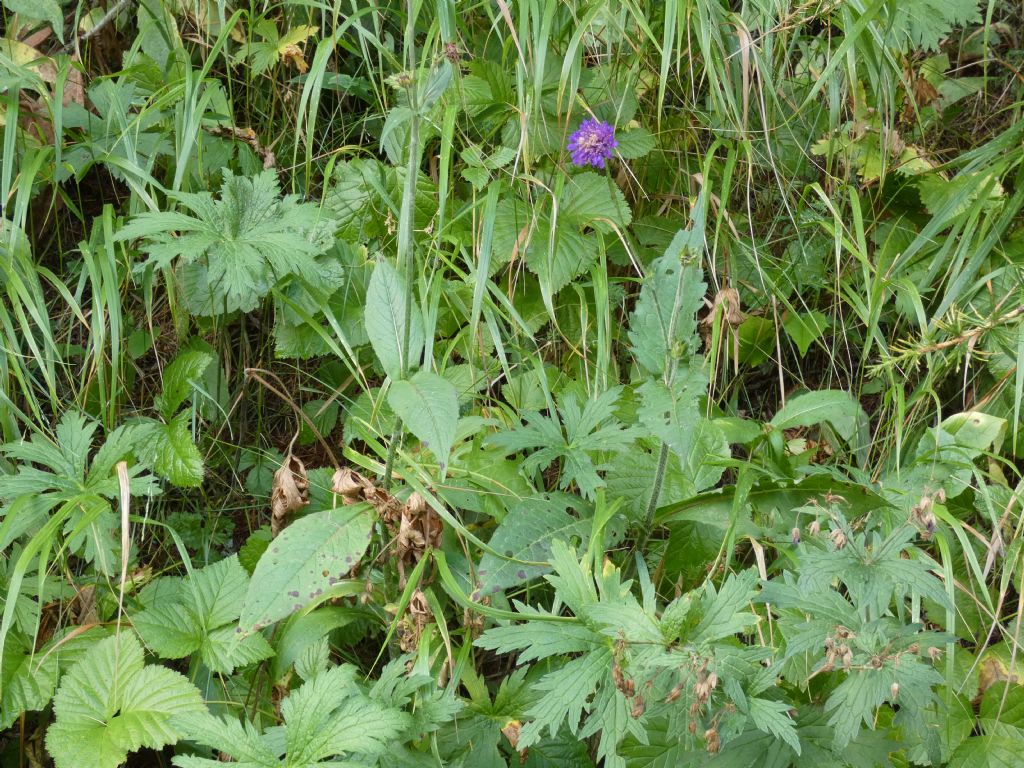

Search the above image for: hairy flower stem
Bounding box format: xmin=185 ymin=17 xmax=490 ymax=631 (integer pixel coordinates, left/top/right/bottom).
xmin=383 ymin=2 xmax=421 ymax=490
xmin=635 ymin=441 xmax=670 ymax=560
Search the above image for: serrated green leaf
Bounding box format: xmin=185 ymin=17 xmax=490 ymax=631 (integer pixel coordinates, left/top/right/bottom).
xmin=133 ymin=413 xmax=204 ymax=487
xmin=519 ymin=647 xmax=612 ymax=748
xmin=45 ymin=633 xmax=203 ymax=768
xmin=239 ymin=503 xmax=375 ymax=632
xmin=387 ymin=370 xmax=459 ymax=473
xmin=628 ymin=241 xmax=706 ymax=377
xmin=747 ymin=697 xmax=801 ymax=754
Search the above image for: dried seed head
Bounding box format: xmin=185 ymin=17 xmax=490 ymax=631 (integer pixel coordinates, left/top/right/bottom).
xmin=665 ymin=682 xmax=684 ymax=704
xmin=630 ymin=696 xmax=646 ymax=718
xmin=829 ymin=528 xmax=848 ymax=549
xmin=443 ymin=41 xmax=461 ymax=62
xmin=808 ymin=519 xmax=822 ymax=536
xmin=842 ymin=649 xmax=854 ymax=670
xmin=704 ymin=728 xmax=721 ymax=754
xmin=406 ymin=491 xmax=427 ymax=515
xmin=927 ymin=646 xmax=943 ymax=661
xmin=890 ymin=682 xmax=900 ymax=700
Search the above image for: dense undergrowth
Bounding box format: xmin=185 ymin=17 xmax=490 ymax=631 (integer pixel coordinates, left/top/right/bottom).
xmin=1 ymin=0 xmax=1023 ymax=765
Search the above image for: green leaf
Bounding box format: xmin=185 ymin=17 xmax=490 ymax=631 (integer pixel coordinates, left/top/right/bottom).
xmin=132 ymin=413 xmax=205 ymax=488
xmin=615 ymin=127 xmax=655 ymax=160
xmin=174 ymin=664 xmax=411 ymax=766
xmin=387 ymin=370 xmax=459 ymax=473
xmin=747 ymin=697 xmax=801 ymax=755
xmin=770 ymin=390 xmax=868 ymax=450
xmin=949 ymin=735 xmax=1024 ymax=768
xmin=45 ymin=633 xmax=203 ymax=768
xmin=133 ymin=556 xmax=273 ymax=674
xmin=782 ymin=311 xmax=830 ymax=357
xmin=239 ymin=503 xmax=375 ymax=632
xmin=475 ymin=497 xmax=590 ymax=598
xmin=627 ymin=233 xmax=706 ymax=377
xmin=519 ymin=647 xmax=613 ymax=748
xmin=119 ymin=171 xmax=335 ymax=316
xmin=365 ymin=259 xmax=424 ymax=380
xmin=156 ymin=347 xmax=214 ymax=419
xmin=2 ymin=0 xmax=64 ymax=41
xmin=635 ymin=363 xmax=708 ymax=461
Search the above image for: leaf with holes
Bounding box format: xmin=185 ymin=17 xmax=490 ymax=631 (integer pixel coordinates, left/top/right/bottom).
xmin=239 ymin=502 xmax=375 ymax=632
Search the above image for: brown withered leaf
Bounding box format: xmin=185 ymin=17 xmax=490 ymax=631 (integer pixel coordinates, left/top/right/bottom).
xmin=271 ymin=454 xmax=309 ymax=536
xmin=280 ymin=43 xmax=309 ymax=73
xmin=500 ymin=720 xmax=522 ymax=751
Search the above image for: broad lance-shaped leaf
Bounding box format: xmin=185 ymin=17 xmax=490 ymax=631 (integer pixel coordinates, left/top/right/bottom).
xmin=239 ymin=502 xmax=375 ymax=632
xmin=387 ymin=370 xmax=459 ymax=474
xmin=45 ymin=632 xmax=204 ymax=768
xmin=627 ymin=227 xmax=706 ymax=378
xmin=365 ymin=259 xmax=424 ymax=380
xmin=635 ymin=362 xmax=708 ymax=462
xmin=474 ymin=496 xmax=591 ymax=599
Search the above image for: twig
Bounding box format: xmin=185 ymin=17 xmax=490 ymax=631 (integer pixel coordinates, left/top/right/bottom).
xmin=60 ymin=0 xmax=136 ymax=54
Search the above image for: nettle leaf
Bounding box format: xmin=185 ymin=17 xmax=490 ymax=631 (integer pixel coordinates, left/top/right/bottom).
xmin=155 ymin=347 xmax=214 ymax=419
xmin=45 ymin=633 xmax=204 ymax=768
xmin=365 ymin=259 xmax=425 ymax=380
xmin=387 ymin=370 xmax=459 ymax=473
xmin=474 ymin=496 xmax=590 ymax=599
xmin=132 ymin=556 xmax=272 ymax=674
xmin=132 ymin=412 xmax=205 ymax=488
xmin=119 ymin=171 xmax=336 ymax=316
xmin=239 ymin=502 xmax=375 ymax=632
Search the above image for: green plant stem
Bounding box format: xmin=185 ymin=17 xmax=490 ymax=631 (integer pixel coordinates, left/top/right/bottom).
xmin=636 ymin=440 xmax=670 ymax=558
xmin=382 ymin=0 xmax=421 ymax=490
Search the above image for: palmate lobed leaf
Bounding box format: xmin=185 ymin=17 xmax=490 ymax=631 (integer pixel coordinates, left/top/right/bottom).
xmin=118 ymin=171 xmax=336 ymax=316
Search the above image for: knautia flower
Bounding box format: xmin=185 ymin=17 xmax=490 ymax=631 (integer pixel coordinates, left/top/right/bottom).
xmin=567 ymin=118 xmax=617 ymax=169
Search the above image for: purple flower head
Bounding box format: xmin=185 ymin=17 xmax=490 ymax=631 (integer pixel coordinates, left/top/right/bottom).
xmin=567 ymin=118 xmax=617 ymax=169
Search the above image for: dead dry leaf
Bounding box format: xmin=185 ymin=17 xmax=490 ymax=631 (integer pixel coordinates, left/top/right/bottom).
xmin=271 ymin=453 xmax=309 ymax=536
